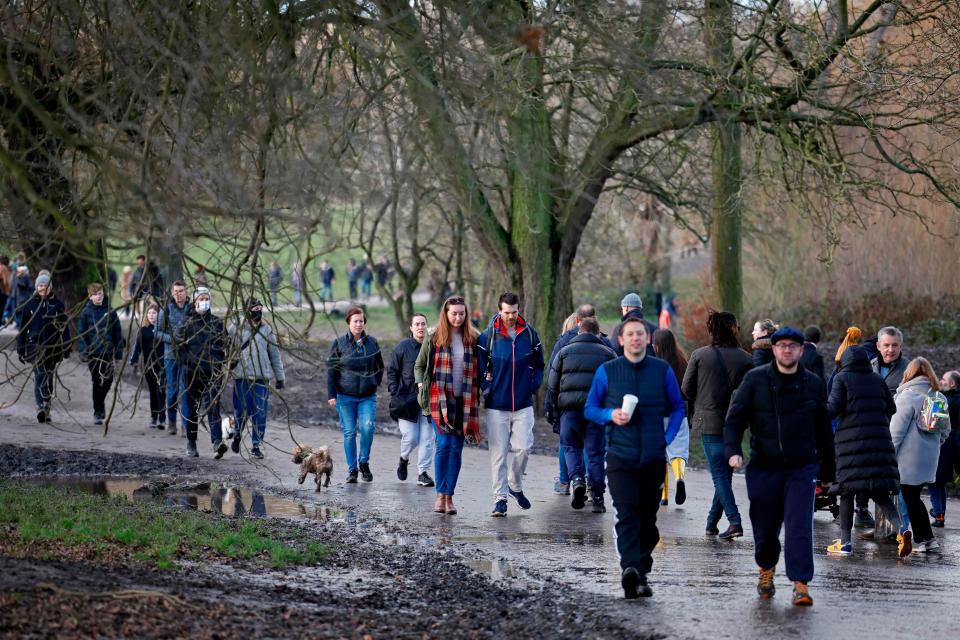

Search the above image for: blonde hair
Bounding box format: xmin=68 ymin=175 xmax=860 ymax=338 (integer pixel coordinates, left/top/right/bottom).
xmin=902 ymin=357 xmax=939 ymax=391
xmin=561 ymin=312 xmax=578 ymax=333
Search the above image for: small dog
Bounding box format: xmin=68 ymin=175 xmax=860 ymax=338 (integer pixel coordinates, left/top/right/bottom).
xmin=293 ymin=445 xmax=333 ymax=491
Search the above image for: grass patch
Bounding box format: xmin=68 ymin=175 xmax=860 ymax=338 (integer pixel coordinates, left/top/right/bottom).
xmin=0 ymin=482 xmax=328 ymax=570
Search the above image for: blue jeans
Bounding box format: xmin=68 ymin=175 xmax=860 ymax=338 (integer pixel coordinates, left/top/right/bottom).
xmin=293 ymin=289 xmax=302 ymax=307
xmin=899 ymin=489 xmax=911 ymax=529
xmin=164 ymin=358 xmax=187 ymax=426
xmin=336 ymin=394 xmax=376 ymax=472
xmin=560 ymin=411 xmax=606 ymax=494
xmin=558 ymin=448 xmax=569 ymax=484
xmin=320 ymin=283 xmax=334 ymax=301
xmin=930 ymin=484 xmax=947 ymax=517
xmin=702 ymin=434 xmax=742 ymax=527
xmin=435 ymin=431 xmax=465 ymax=496
xmin=33 ymin=365 xmax=55 ymax=410
xmin=361 ymin=280 xmax=372 ymax=297
xmin=233 ymin=379 xmax=270 ymax=447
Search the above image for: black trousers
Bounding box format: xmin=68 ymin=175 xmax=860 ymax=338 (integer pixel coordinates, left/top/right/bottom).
xmin=145 ymin=364 xmax=165 ymax=422
xmin=606 ymin=454 xmax=664 ymax=577
xmin=901 ymin=484 xmax=935 ymax=543
xmin=87 ymin=357 xmax=115 ymax=417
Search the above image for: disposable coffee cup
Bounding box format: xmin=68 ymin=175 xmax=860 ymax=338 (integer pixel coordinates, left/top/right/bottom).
xmin=621 ymin=394 xmax=638 ymax=419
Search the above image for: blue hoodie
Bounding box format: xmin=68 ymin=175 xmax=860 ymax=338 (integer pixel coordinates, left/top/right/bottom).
xmin=478 ymin=314 xmax=545 ymax=412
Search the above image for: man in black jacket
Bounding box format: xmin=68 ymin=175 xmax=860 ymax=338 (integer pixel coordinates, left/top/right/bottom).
xmin=931 ymin=370 xmax=960 ymax=527
xmin=174 ymin=287 xmax=226 ymax=458
xmin=76 ymin=283 xmax=125 ymax=425
xmin=725 ymin=326 xmax=835 ymax=608
xmin=387 ymin=313 xmax=434 ymax=487
xmin=609 ymin=293 xmax=657 ymax=357
xmin=16 ymin=271 xmax=70 ymax=423
xmin=546 ymin=318 xmax=617 ymax=513
xmin=800 ymin=326 xmax=825 ymax=381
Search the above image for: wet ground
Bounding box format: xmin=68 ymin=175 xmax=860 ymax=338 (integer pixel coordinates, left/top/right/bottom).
xmin=2 ymin=352 xmax=959 ymax=638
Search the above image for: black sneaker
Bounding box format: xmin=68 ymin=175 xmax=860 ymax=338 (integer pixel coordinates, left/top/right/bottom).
xmin=251 ymin=447 xmax=264 ymax=459
xmin=571 ymin=478 xmax=587 ymax=510
xmin=156 ymin=422 xmax=166 ymax=431
xmin=36 ymin=410 xmax=46 ymax=424
xmin=186 ymin=441 xmax=199 ymax=458
xmin=675 ymin=479 xmax=687 ymax=505
xmin=231 ymin=436 xmax=241 ymax=453
xmin=397 ymin=457 xmax=409 ymax=481
xmin=346 ymin=469 xmax=359 ymax=484
xmin=417 ymin=472 xmax=435 ymax=487
xmin=855 ymin=508 xmax=875 ymax=528
xmin=718 ymin=524 xmax=744 ymax=540
xmin=214 ymin=440 xmax=228 ymax=459
xmin=621 ymin=568 xmax=651 ymax=598
xmin=359 ymin=462 xmax=373 ymax=482
xmin=94 ymin=415 xmax=104 ymax=426
xmin=591 ymin=495 xmax=606 ymax=513
xmin=508 ymin=488 xmax=531 ymax=510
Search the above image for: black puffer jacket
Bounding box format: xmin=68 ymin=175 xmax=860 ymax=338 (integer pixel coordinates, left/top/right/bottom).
xmin=827 ymin=346 xmax=899 ymax=495
xmin=173 ymin=310 xmax=226 ymax=378
xmin=724 ymin=362 xmax=836 ymax=481
xmin=326 ymin=332 xmax=384 ymax=400
xmin=386 ymin=337 xmax=423 ymax=422
xmin=546 ymin=333 xmax=617 ymax=416
xmin=16 ymin=295 xmax=70 ymax=366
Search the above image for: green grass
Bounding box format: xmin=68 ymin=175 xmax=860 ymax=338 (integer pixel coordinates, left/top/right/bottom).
xmin=0 ymin=482 xmax=328 ymax=570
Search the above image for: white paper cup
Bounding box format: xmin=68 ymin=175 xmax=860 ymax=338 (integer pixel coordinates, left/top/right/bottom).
xmin=621 ymin=394 xmax=639 ymax=419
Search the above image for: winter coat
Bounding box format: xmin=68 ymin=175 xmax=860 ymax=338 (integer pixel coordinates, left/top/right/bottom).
xmin=681 ymin=345 xmax=753 ymax=436
xmin=827 ymin=346 xmax=899 ymax=495
xmin=326 ymin=332 xmax=384 ymax=399
xmin=16 ymin=294 xmax=70 ymax=366
xmin=387 ymin=336 xmax=424 ymax=422
xmin=129 ymin=324 xmax=164 ymax=373
xmin=228 ymin=321 xmax=285 ymax=382
xmin=477 ymin=314 xmax=545 ymax=412
xmin=12 ymin=273 xmax=33 ymax=319
xmin=751 ymin=337 xmax=773 ymax=367
xmin=547 ymin=326 xmax=613 ymax=369
xmin=156 ymin=301 xmax=191 ymax=360
xmin=268 ymin=266 xmax=283 ymax=290
xmin=871 ymin=355 xmax=909 ymax=394
xmin=935 ymin=387 xmax=960 ymax=484
xmin=546 ymin=333 xmax=617 ymax=417
xmin=800 ymin=343 xmax=825 ymax=381
xmin=890 ymin=377 xmax=951 ymax=485
xmin=609 ymin=309 xmax=657 ymax=358
xmin=724 ymin=363 xmax=836 ymax=481
xmin=76 ymin=300 xmax=124 ymax=360
xmin=173 ymin=310 xmax=226 ymax=379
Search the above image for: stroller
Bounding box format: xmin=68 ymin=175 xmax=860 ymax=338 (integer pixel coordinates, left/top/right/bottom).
xmin=815 ymin=481 xmax=840 ymax=518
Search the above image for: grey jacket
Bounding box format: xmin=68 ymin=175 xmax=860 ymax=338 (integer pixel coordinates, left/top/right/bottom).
xmin=871 ymin=355 xmax=908 ymax=394
xmin=228 ymin=321 xmax=285 ymax=382
xmin=681 ymin=345 xmax=753 ymax=436
xmin=890 ymin=377 xmax=950 ymax=485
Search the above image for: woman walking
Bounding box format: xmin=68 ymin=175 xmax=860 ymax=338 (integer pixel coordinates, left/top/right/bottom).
xmin=387 ymin=312 xmax=435 ymax=486
xmin=327 ymin=307 xmax=384 ymax=483
xmin=751 ymin=319 xmax=778 ymax=366
xmin=652 ymin=329 xmax=689 ymax=507
xmin=890 ymin=357 xmax=952 ymax=553
xmin=826 ymin=345 xmax=909 ymax=557
xmin=414 ymin=295 xmax=482 ymax=515
xmin=129 ymin=304 xmax=167 ymax=429
xmin=681 ymin=311 xmax=753 ymax=539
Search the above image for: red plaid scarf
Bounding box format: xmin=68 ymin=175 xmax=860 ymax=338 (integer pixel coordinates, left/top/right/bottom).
xmin=428 ymin=338 xmax=481 ymax=443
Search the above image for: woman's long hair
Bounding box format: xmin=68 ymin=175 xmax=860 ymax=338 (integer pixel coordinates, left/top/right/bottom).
xmin=902 ymin=357 xmax=939 ymax=391
xmin=433 ymin=295 xmax=478 ymax=348
xmin=561 ymin=312 xmax=578 ymax=333
xmin=652 ymin=329 xmax=687 ymax=382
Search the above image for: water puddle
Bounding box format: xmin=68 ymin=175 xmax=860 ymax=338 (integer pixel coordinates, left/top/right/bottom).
xmin=462 ymin=557 xmax=517 ymax=580
xmin=455 ymin=531 xmax=606 ymax=546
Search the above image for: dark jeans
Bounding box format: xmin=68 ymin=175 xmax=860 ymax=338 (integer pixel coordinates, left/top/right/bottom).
xmin=87 ymin=356 xmax=115 ymax=418
xmin=560 ymin=411 xmax=606 ymax=494
xmin=745 ymin=462 xmax=817 ymax=583
xmin=33 ymin=365 xmax=56 ymax=410
xmin=901 ymin=484 xmax=936 ymax=543
xmin=606 ymin=454 xmax=663 ymax=577
xmin=164 ymin=358 xmax=187 ymax=426
xmin=435 ymin=398 xmax=465 ymax=496
xmin=701 ymin=434 xmax=741 ymax=527
xmin=839 ymin=492 xmax=901 ymax=544
xmin=931 ymin=437 xmax=960 ymax=516
xmin=145 ymin=364 xmax=165 ymax=422
xmin=348 ymin=280 xmax=358 ymax=299
xmin=184 ymin=372 xmax=222 ymax=444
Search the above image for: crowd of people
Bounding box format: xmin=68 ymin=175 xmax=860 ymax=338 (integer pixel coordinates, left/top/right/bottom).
xmin=286 ymin=255 xmax=394 ymax=307
xmin=6 ymin=256 xmax=958 ymax=606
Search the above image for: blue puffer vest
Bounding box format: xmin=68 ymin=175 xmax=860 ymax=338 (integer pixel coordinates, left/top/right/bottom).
xmin=603 ymin=356 xmax=671 ymax=465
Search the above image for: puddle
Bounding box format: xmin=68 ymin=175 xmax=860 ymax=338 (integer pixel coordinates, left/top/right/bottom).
xmin=463 ymin=557 xmax=517 ymax=580
xmin=29 ymin=477 xmax=352 ymax=523
xmin=455 ymin=531 xmax=606 ymax=546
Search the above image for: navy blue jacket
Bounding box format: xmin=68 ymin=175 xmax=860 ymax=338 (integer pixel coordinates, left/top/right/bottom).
xmin=609 ymin=309 xmax=657 ymax=357
xmin=156 ymin=301 xmax=191 ymax=360
xmin=16 ymin=294 xmax=70 ymax=365
xmin=76 ymin=300 xmax=124 ymax=360
xmin=477 ymin=314 xmax=545 ymax=412
xmin=548 ymin=326 xmax=613 ymax=369
xmin=327 ymin=332 xmax=384 ymax=399
xmin=584 ymin=355 xmax=685 ymax=465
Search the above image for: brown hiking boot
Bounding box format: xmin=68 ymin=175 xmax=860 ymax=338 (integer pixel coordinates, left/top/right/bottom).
xmin=792 ymin=581 xmax=813 ymax=607
xmin=757 ymin=568 xmax=775 ymax=600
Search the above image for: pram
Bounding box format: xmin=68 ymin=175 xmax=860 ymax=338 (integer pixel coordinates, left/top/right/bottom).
xmin=815 ymin=481 xmax=839 ymax=518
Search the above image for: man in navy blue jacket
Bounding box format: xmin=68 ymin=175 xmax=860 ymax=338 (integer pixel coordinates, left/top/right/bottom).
xmin=478 ymin=292 xmax=545 ymax=517
xmin=76 ymin=282 xmax=125 ymax=425
xmin=584 ymin=316 xmax=685 ymax=599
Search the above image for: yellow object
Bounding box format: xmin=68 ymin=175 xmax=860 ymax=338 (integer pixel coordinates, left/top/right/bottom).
xmin=662 ymin=457 xmax=687 ymax=501
xmin=834 ymin=326 xmax=862 ymax=363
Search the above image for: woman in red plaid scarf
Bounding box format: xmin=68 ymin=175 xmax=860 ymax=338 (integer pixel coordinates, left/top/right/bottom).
xmin=415 ymin=295 xmax=482 ymax=515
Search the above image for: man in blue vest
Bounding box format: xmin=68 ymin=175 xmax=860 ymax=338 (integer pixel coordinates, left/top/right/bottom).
xmin=584 ymin=316 xmax=685 ymax=598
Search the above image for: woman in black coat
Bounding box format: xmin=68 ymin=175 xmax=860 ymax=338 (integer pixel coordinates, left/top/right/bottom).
xmin=827 ymin=345 xmax=910 ymax=557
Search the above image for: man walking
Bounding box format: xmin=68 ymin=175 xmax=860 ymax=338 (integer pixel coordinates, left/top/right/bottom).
xmin=609 ymin=293 xmax=657 ymax=357
xmin=16 ymin=271 xmax=70 ymax=423
xmin=319 ymin=259 xmax=336 ymax=302
xmin=584 ymin=316 xmax=685 ymax=598
xmin=724 ymin=327 xmax=835 ymax=607
xmin=156 ymin=281 xmax=191 ymax=436
xmin=76 ymin=283 xmax=125 ymax=425
xmin=479 ymin=292 xmax=544 ymax=517
xmin=800 ymin=325 xmax=825 ymax=381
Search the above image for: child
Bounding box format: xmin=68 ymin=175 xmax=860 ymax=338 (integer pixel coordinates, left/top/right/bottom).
xmin=130 ymin=304 xmax=166 ymax=428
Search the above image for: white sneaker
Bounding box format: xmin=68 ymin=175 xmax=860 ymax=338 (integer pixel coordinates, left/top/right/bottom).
xmin=916 ymin=539 xmax=942 ymax=553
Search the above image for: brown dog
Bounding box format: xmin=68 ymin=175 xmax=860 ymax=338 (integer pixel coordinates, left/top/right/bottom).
xmin=293 ymin=445 xmax=333 ymax=491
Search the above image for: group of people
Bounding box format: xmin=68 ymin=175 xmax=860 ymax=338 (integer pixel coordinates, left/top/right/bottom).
xmin=285 ymin=255 xmax=393 ymax=307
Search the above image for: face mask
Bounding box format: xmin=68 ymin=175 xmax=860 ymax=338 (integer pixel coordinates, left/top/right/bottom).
xmin=195 ymin=299 xmax=211 ymax=313
xmin=248 ymin=310 xmax=262 ymax=324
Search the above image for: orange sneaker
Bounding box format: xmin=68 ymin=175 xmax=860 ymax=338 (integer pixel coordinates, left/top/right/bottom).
xmin=792 ymin=581 xmax=813 ymax=607
xmin=757 ymin=568 xmax=775 ymax=600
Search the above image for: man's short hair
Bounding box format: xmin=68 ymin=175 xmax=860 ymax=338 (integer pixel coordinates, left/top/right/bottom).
xmin=498 ymin=292 xmax=520 ymax=308
xmin=803 ymin=325 xmax=822 ymax=343
xmin=578 ymin=317 xmax=600 ymax=335
xmin=620 ymin=316 xmax=647 ymax=334
xmin=946 ymin=371 xmax=960 ymax=387
xmin=878 ymin=326 xmax=903 ymax=343
xmin=87 ymin=283 xmax=104 ymax=295
xmin=171 ymin=280 xmax=186 ymax=289
xmin=136 ymin=254 xmax=146 ymax=261
xmin=576 ymin=304 xmax=596 ymax=320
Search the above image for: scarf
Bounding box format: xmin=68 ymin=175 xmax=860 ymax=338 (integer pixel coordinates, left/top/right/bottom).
xmin=429 ymin=339 xmax=481 ymax=443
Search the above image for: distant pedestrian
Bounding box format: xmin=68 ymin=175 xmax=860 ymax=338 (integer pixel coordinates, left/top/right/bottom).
xmin=584 ymin=315 xmax=685 ymax=598
xmin=10 ymin=266 xmax=33 ymax=327
xmin=610 ymin=293 xmax=657 ymax=357
xmin=76 ymin=283 xmax=125 ymax=426
xmin=375 ymin=255 xmax=392 ymax=289
xmin=478 ymin=292 xmax=545 ymax=517
xmin=725 ymin=327 xmax=835 ymax=607
xmin=327 ymin=307 xmax=384 ymax=483
xmin=890 ymin=357 xmax=951 ymax=553
xmin=290 ymin=261 xmax=303 ymax=308
xmin=0 ymin=256 xmax=11 ymax=323
xmin=129 ymin=304 xmax=166 ymax=429
xmin=750 ymin=319 xmax=777 ymax=366
xmin=682 ymin=311 xmax=752 ymax=539
xmin=930 ymin=370 xmax=960 ymax=528
xmin=415 ymin=296 xmax=483 ymax=515
xmin=346 ymin=258 xmax=359 ymax=300
xmin=268 ymin=261 xmax=283 ymax=307
xmin=360 ymin=261 xmax=373 ymax=299
xmin=156 ymin=281 xmax=191 ymax=436
xmin=319 ymin=259 xmax=335 ymax=302
xmin=388 ymin=313 xmax=435 ymax=487
xmin=129 ymin=254 xmax=164 ymax=303
xmin=193 ymin=265 xmax=208 ymax=287
xmin=118 ymin=266 xmax=133 ymax=317
xmin=652 ymin=329 xmax=689 ymax=507
xmin=801 ymin=325 xmax=825 ymax=381
xmin=16 ymin=270 xmax=70 ymax=423
xmin=826 ymin=345 xmax=909 ymax=557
